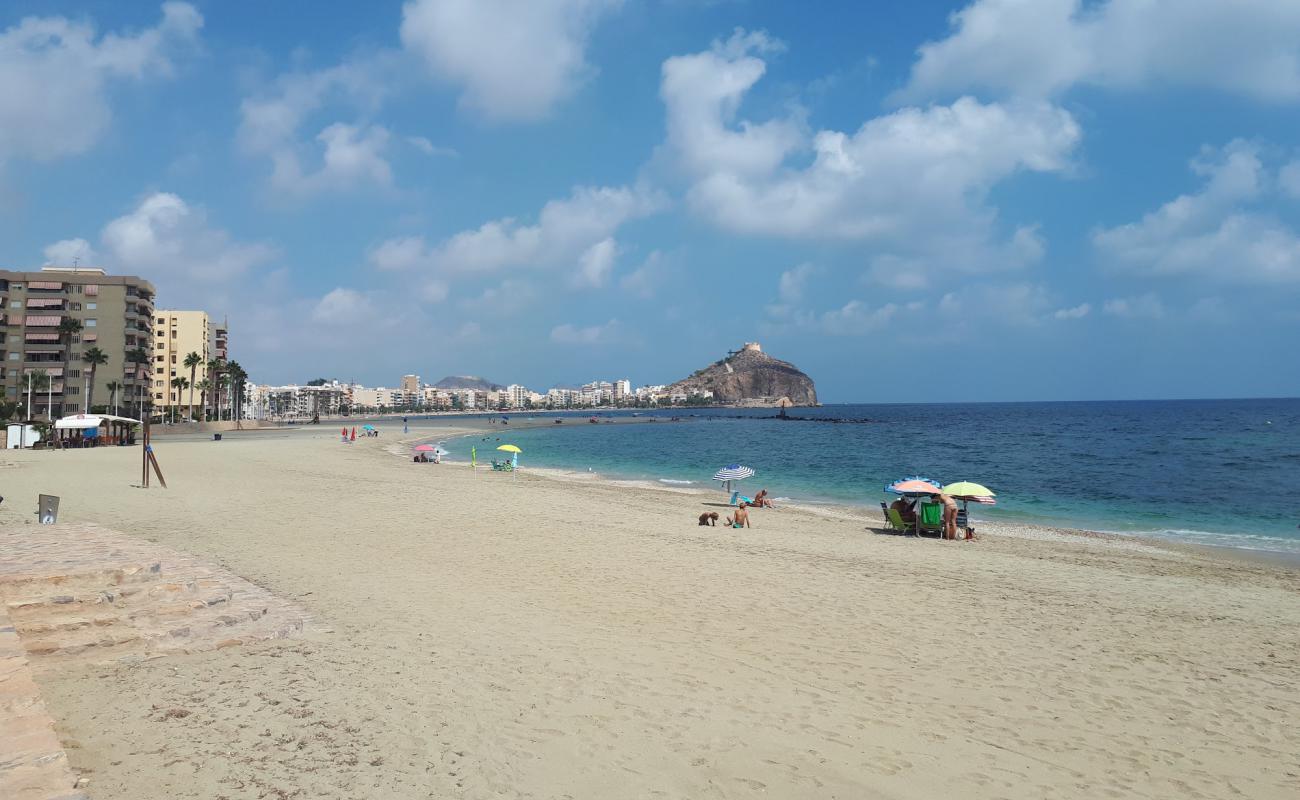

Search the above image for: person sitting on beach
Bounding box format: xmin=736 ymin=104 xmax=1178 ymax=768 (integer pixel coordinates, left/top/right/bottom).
xmin=752 ymin=489 xmax=775 ymax=509
xmin=935 ymin=493 xmax=959 ymax=540
xmin=725 ymin=502 xmax=751 ymax=529
xmin=890 ymin=497 xmax=917 ymax=523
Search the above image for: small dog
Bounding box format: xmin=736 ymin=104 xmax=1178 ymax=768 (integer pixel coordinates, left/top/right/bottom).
xmin=698 ymin=511 xmax=719 ymax=526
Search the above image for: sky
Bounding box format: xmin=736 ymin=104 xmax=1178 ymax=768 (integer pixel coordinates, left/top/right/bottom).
xmin=1 ymin=0 xmax=1298 ymax=403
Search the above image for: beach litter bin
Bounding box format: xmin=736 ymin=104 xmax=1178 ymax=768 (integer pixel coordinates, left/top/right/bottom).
xmin=213 ymin=433 xmax=222 ymax=441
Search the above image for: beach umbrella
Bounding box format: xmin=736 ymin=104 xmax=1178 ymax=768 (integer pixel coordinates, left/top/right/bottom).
xmin=942 ymin=481 xmax=993 ymax=497
xmin=413 ymin=444 xmax=436 ymax=452
xmin=362 ymin=424 xmax=376 ymax=431
xmin=497 ymin=444 xmax=522 ymax=453
xmin=886 ymin=477 xmax=942 ymax=496
xmin=713 ymin=464 xmax=755 ymax=498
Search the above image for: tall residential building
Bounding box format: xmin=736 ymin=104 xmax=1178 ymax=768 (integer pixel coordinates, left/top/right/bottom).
xmin=153 ymin=310 xmax=214 ymax=418
xmin=400 ymin=374 xmax=420 ymax=407
xmin=0 ymin=267 xmax=155 ymax=418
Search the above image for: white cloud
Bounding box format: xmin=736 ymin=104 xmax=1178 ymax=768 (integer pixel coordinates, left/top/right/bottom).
xmin=573 ymin=237 xmax=618 ymax=288
xmin=900 ymin=0 xmax=1300 ymax=103
xmin=45 ymin=192 xmax=276 ymax=306
xmin=778 ymin=262 xmax=815 ymax=304
xmin=0 ymin=2 xmax=202 ymax=162
xmin=374 ymin=184 xmax=663 ymax=281
xmin=550 ymin=318 xmax=621 ymax=344
xmin=400 ymin=0 xmax=622 ymax=121
xmin=43 ymin=238 xmax=98 ymax=266
xmin=660 ymin=32 xmax=1079 ymax=284
xmin=618 ymin=251 xmax=666 ymax=298
xmin=1280 ymin=160 xmax=1300 ymax=198
xmin=237 ymin=54 xmax=401 ymax=195
xmin=816 ymin=300 xmax=900 ymax=336
xmin=311 ymin=287 xmax=375 ymax=324
xmin=459 ymin=278 xmax=538 ymax=313
xmin=406 ymin=135 xmax=457 ymax=157
xmin=1093 ymin=140 xmax=1300 ymax=284
xmin=1053 ymin=302 xmax=1090 ymax=320
xmin=1103 ymin=294 xmax=1166 ymax=319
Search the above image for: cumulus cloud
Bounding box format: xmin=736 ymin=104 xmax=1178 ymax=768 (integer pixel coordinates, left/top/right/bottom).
xmin=660 ymin=31 xmax=1079 ymax=285
xmin=618 ymin=251 xmax=666 ymax=298
xmin=550 ymin=318 xmax=621 ymax=344
xmin=573 ymin=237 xmax=618 ymax=288
xmin=0 ymin=2 xmax=202 ymax=162
xmin=371 ymin=184 xmax=663 ymax=281
xmin=43 ymin=238 xmax=98 ymax=267
xmin=900 ymin=0 xmax=1300 ymax=103
xmin=1280 ymin=160 xmax=1300 ymax=198
xmin=1053 ymin=302 xmax=1090 ymax=320
xmin=311 ymin=287 xmax=376 ymax=324
xmin=237 ymin=54 xmax=402 ymax=194
xmin=400 ymin=0 xmax=622 ymax=121
xmin=1093 ymin=140 xmax=1300 ymax=284
xmin=43 ymin=192 xmax=275 ymax=307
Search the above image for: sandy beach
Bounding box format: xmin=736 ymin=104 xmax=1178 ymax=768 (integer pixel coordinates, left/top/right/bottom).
xmin=2 ymin=426 xmax=1297 ymax=799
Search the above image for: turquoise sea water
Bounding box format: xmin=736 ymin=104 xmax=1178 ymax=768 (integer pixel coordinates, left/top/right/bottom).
xmin=428 ymin=399 xmax=1300 ymax=555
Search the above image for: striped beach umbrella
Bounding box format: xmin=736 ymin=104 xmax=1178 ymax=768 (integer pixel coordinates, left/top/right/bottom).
xmin=885 ymin=476 xmax=942 ymax=496
xmin=713 ymin=464 xmax=755 ymax=482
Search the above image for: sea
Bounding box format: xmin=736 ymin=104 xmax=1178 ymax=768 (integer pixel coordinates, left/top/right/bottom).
xmin=426 ymin=399 xmax=1300 ymax=556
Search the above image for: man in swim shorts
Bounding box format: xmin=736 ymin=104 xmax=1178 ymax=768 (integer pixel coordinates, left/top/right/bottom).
xmin=726 ymin=502 xmax=751 ymax=529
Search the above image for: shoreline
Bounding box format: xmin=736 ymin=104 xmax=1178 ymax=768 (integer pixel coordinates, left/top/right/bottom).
xmin=397 ymin=427 xmax=1300 ymax=569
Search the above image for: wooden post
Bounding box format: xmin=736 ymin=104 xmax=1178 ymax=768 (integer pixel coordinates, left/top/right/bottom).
xmin=141 ymin=418 xmax=149 ymax=487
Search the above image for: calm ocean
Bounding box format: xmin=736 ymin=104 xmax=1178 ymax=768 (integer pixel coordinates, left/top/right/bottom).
xmin=433 ymin=399 xmax=1300 ymax=555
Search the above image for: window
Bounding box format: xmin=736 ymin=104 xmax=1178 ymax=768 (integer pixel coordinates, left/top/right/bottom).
xmin=84 ymin=319 xmax=96 ymax=327
xmin=71 ymin=335 xmax=80 ymax=343
xmin=155 ymin=354 xmax=164 ymax=361
xmin=155 ymin=380 xmax=163 ymax=388
xmin=171 ymin=355 xmax=177 ymax=363
xmin=155 ymin=367 xmax=164 ymax=375
xmin=6 ymin=353 xmax=16 ymax=361
xmin=157 ymin=329 xmax=164 ymax=336
xmin=9 ymin=300 xmax=19 ymax=309
xmin=155 ymin=393 xmax=163 ymax=400
xmin=11 ymin=284 xmax=22 ymax=290
xmin=66 ymin=369 xmax=80 ymax=378
xmin=67 ymin=386 xmax=79 ymax=395
xmin=86 ymin=302 xmax=97 ymax=310
xmin=68 ymin=302 xmax=80 ymax=311
xmin=6 ymin=369 xmax=15 ymax=377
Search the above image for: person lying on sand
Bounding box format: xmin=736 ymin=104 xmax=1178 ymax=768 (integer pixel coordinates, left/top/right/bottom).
xmin=698 ymin=511 xmax=719 ymax=526
xmin=752 ymin=489 xmax=775 ymax=509
xmin=725 ymin=503 xmax=751 ymax=529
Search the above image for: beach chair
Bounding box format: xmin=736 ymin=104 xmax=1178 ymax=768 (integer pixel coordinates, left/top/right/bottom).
xmin=918 ymin=502 xmax=944 ymax=535
xmin=881 ymin=503 xmax=916 ymax=535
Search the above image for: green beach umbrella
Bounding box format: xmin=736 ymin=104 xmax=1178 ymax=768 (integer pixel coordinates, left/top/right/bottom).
xmin=942 ymin=481 xmax=994 ymax=497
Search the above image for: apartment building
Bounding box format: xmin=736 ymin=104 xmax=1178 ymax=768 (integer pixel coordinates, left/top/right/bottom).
xmin=0 ymin=268 xmax=154 ymax=418
xmin=152 ymin=310 xmax=214 ymax=419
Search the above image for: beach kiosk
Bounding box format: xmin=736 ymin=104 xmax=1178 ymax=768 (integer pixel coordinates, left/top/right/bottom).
xmin=53 ymin=413 xmax=141 ymax=447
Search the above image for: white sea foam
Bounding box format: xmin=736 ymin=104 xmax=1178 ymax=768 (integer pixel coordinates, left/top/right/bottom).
xmin=658 ymin=479 xmax=694 ymax=485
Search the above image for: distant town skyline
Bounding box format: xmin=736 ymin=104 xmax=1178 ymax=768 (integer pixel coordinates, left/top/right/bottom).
xmin=2 ymin=2 xmax=1299 ymax=402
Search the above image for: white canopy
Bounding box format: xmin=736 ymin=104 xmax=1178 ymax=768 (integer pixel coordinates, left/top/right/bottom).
xmin=54 ymin=413 xmax=141 ymax=430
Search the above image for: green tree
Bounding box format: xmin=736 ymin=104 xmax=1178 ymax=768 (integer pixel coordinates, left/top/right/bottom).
xmin=195 ymin=378 xmax=211 ymax=420
xmin=0 ymin=399 xmax=19 ymax=421
xmin=105 ymin=380 xmax=123 ymax=416
xmin=26 ymin=369 xmax=50 ymax=420
xmin=169 ymin=376 xmax=189 ymax=423
xmin=82 ymin=346 xmax=108 ymax=414
xmin=183 ymin=351 xmax=202 ymax=421
xmin=225 ymin=361 xmax=248 ymax=422
xmin=206 ymin=358 xmax=223 ymax=420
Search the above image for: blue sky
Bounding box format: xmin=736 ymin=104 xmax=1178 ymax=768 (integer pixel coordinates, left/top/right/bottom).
xmin=2 ymin=0 xmax=1298 ymax=402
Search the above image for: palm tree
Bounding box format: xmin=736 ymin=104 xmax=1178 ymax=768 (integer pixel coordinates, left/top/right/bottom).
xmin=183 ymin=351 xmax=202 ymax=421
xmin=106 ymin=380 xmax=123 ymax=416
xmin=126 ymin=346 xmax=149 ymax=420
xmin=169 ymin=376 xmax=189 ymax=423
xmin=82 ymin=346 xmax=108 ymax=413
xmin=225 ymin=361 xmax=246 ymax=422
xmin=207 ymin=358 xmax=224 ymax=420
xmin=57 ymin=318 xmax=83 ymax=416
xmin=26 ymin=369 xmax=49 ymax=419
xmin=195 ymin=378 xmax=211 ymax=419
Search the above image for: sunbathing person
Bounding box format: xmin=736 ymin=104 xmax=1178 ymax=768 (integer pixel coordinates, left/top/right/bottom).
xmin=725 ymin=502 xmax=751 ymax=529
xmin=752 ymin=489 xmax=775 ymax=508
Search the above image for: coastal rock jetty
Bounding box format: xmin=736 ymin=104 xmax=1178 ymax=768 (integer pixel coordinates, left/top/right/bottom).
xmin=666 ymin=342 xmax=818 ymax=406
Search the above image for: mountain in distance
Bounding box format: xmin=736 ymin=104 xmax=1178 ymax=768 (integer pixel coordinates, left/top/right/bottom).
xmin=433 ymin=375 xmax=503 ymax=391
xmin=664 ymin=343 xmax=818 ymax=406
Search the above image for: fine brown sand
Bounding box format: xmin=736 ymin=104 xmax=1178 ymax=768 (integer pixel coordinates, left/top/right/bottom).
xmin=2 ymin=428 xmax=1298 ymax=799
